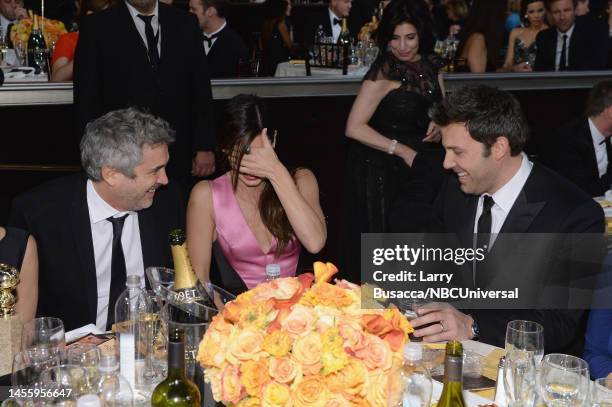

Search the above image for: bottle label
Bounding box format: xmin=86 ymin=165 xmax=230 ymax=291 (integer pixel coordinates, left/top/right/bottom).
xmin=445 ymin=356 xmax=463 ymax=382
xmin=173 ymin=288 xmax=204 ymax=304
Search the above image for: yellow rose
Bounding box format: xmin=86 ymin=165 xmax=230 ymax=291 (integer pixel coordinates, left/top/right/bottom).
xmin=226 ymin=329 xmax=265 ymax=365
xmin=294 ymin=376 xmax=329 ymax=407
xmin=241 ymin=359 xmax=271 ymax=397
xmin=354 ymin=335 xmax=392 ymax=371
xmin=281 ymin=304 xmax=317 ymax=337
xmin=239 ymin=300 xmax=278 ymax=330
xmin=327 ymin=358 xmax=367 ymax=398
xmin=365 ymin=369 xmax=388 ymax=407
xmin=269 ymin=357 xmax=300 ymax=384
xmin=197 ymin=331 xmax=225 ymax=368
xmin=325 ymin=394 xmax=351 ymax=407
xmin=262 ymin=381 xmax=291 ymax=407
xmin=236 ymin=397 xmax=261 ymax=407
xmin=263 ymin=330 xmax=293 ymax=357
xmin=220 ymin=365 xmax=243 ymax=404
xmin=292 ymin=332 xmax=322 ymax=374
xmin=321 ymin=347 xmax=349 ymax=376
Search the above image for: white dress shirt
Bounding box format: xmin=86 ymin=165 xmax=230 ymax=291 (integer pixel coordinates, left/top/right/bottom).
xmin=125 ymin=0 xmax=161 ymax=56
xmin=328 ymin=9 xmax=342 ymax=43
xmin=203 ymin=21 xmax=226 ymax=55
xmin=589 ymin=117 xmax=608 ymax=178
xmin=87 ymin=180 xmax=145 ymax=331
xmin=555 ymin=24 xmax=575 ymax=71
xmin=473 ymin=153 xmax=534 ymax=247
xmin=0 ymin=14 xmax=15 ymax=37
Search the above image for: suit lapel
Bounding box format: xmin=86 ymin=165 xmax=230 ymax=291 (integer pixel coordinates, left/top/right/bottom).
xmin=118 ymin=2 xmax=153 ymax=73
xmin=68 ymin=178 xmax=98 ymax=323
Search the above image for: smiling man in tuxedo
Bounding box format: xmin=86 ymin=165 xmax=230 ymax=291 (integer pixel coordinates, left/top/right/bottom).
xmin=409 ymin=85 xmax=604 ymax=355
xmin=188 ymin=0 xmax=248 ymax=78
xmin=8 ymin=108 xmax=184 ymax=332
xmin=74 ymin=0 xmax=216 ymax=187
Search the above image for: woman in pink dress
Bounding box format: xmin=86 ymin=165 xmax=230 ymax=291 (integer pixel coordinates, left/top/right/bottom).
xmin=186 ymin=95 xmax=326 ymax=298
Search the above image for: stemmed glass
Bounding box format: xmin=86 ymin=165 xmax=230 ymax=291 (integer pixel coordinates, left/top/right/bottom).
xmin=21 ymin=317 xmax=66 ymax=359
xmin=504 ymin=349 xmax=537 ymax=407
xmin=11 ymin=347 xmax=61 ymax=406
xmin=66 ymin=343 xmax=101 ymax=392
xmin=505 ymin=320 xmax=545 ymax=365
xmin=539 ymin=354 xmax=590 ymax=407
xmin=592 ymin=377 xmax=612 ymax=407
xmin=41 ymin=364 xmax=88 ymax=405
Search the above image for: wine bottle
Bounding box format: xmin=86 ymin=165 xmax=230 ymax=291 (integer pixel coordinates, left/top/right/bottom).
xmin=151 ymin=329 xmax=201 ymax=407
xmin=26 ymin=12 xmax=48 ymax=75
xmin=169 ymin=229 xmax=216 ymax=323
xmin=436 ymin=340 xmax=466 ymax=407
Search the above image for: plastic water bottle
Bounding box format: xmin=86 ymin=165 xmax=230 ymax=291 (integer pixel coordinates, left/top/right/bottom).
xmin=265 ymin=263 xmax=281 ymax=281
xmin=96 ymin=355 xmax=134 ymax=406
xmin=398 ymin=343 xmax=432 ymax=407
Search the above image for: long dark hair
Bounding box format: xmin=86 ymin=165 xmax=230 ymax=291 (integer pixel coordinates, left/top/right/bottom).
xmin=218 ymin=94 xmax=295 ymax=258
xmin=376 ymin=0 xmax=436 ymax=56
xmin=520 ymin=0 xmax=545 ymax=25
xmin=456 ymin=0 xmax=507 ymax=71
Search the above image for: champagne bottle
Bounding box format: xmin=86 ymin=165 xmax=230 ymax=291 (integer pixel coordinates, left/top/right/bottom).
xmin=338 ymin=18 xmax=351 ymax=46
xmin=436 ymin=340 xmax=467 ymax=407
xmin=27 ymin=12 xmax=48 ymax=75
xmin=169 ymin=229 xmax=216 ymax=323
xmin=151 ymin=329 xmax=201 ymax=407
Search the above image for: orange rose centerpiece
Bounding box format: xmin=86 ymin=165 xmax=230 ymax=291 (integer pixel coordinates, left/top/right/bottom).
xmin=197 ymin=261 xmax=414 ymax=406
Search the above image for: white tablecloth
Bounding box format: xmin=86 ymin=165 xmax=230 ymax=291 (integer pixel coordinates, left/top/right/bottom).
xmin=274 ymin=61 xmax=369 ymax=77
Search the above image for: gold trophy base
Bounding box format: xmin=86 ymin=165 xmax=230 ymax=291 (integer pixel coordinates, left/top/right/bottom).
xmin=0 ymin=314 xmax=22 ymax=376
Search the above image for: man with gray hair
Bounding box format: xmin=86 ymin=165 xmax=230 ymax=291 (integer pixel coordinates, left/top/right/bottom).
xmin=9 ymin=108 xmax=185 ymax=331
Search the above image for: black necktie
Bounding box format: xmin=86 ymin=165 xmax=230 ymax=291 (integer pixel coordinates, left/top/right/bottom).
xmin=6 ymin=22 xmax=13 ymax=48
xmin=333 ymin=18 xmax=342 ymax=26
xmin=559 ymin=34 xmax=568 ymax=71
xmin=477 ymin=195 xmax=495 ymax=250
xmin=137 ymin=14 xmax=160 ymax=70
xmin=604 ymin=137 xmax=612 ymax=176
xmin=106 ymin=214 xmax=129 ymax=330
xmin=203 ymin=32 xmax=218 ymax=47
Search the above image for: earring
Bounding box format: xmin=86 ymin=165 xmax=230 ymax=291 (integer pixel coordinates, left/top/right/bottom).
xmin=524 ymin=14 xmax=528 ymax=18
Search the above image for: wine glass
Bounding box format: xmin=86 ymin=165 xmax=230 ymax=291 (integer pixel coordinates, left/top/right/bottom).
xmin=504 ymin=349 xmax=537 ymax=407
xmin=539 ymin=354 xmax=590 ymax=407
xmin=41 ymin=364 xmax=88 ymax=405
xmin=505 ymin=320 xmax=544 ymax=366
xmin=11 ymin=347 xmax=61 ymax=406
xmin=21 ymin=317 xmax=65 ymax=358
xmin=14 ymin=39 xmax=27 ymax=66
xmin=66 ymin=343 xmax=101 ymax=392
xmin=592 ymin=377 xmax=612 ymax=407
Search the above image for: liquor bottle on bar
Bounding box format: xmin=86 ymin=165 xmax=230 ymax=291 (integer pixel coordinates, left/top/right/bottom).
xmin=168 ymin=229 xmax=216 ymax=323
xmin=436 ymin=340 xmax=466 ymax=407
xmin=151 ymin=329 xmax=201 ymax=407
xmin=27 ymin=12 xmax=48 ymax=75
xmin=338 ymin=18 xmax=351 ymax=46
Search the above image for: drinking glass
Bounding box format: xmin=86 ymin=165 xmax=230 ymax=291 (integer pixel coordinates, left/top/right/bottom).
xmin=504 ymin=349 xmax=537 ymax=407
xmin=11 ymin=347 xmax=61 ymax=406
xmin=138 ymin=290 xmax=166 ymax=386
xmin=41 ymin=364 xmax=88 ymax=405
xmin=14 ymin=39 xmax=27 ymax=66
xmin=21 ymin=317 xmax=65 ymax=358
xmin=539 ymin=354 xmax=590 ymax=407
xmin=66 ymin=343 xmax=101 ymax=392
xmin=505 ymin=320 xmax=544 ymax=366
xmin=592 ymin=377 xmax=612 ymax=407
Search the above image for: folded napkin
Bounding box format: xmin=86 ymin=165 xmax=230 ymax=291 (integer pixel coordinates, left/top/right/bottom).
xmin=65 ymin=324 xmax=104 ymax=343
xmin=2 ymin=67 xmax=35 ymax=79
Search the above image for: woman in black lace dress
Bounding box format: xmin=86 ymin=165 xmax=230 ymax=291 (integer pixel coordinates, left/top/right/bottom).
xmin=0 ymin=226 xmax=38 ymax=321
xmin=344 ymin=0 xmax=444 ymax=275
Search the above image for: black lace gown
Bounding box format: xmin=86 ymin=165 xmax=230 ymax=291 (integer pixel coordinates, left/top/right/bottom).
xmin=344 ymin=53 xmax=444 ymax=277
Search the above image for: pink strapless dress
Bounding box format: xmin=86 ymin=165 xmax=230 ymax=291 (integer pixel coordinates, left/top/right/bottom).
xmin=210 ymin=174 xmax=301 ymax=289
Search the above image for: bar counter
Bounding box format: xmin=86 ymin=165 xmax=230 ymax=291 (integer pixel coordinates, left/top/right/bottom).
xmin=1 ymin=70 xmax=611 ymax=105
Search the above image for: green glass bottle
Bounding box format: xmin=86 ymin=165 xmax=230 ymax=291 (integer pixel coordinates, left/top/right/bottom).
xmin=436 ymin=340 xmax=466 ymax=407
xmin=151 ymin=329 xmax=201 ymax=407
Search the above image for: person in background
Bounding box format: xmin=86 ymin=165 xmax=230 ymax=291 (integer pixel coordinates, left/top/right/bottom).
xmin=505 ymin=0 xmax=523 ymax=33
xmin=455 ymin=0 xmax=507 ymax=72
xmin=186 ymin=95 xmax=326 ymax=297
xmin=584 ymin=308 xmax=612 ymax=378
xmin=534 ymin=0 xmax=609 ymax=71
xmin=445 ymin=0 xmax=468 ymax=36
xmin=0 ymin=0 xmax=26 ymax=46
xmin=499 ymin=0 xmax=548 ymax=72
xmin=8 ymin=108 xmax=185 ymax=331
xmin=576 ymin=0 xmax=590 ymax=14
xmin=344 ymin=0 xmax=444 ymax=282
xmin=550 ymin=80 xmax=612 ymax=197
xmin=0 ymin=226 xmax=37 ymax=322
xmin=260 ymin=0 xmax=294 ymax=76
xmin=189 ymin=0 xmax=248 ymax=78
xmin=50 ymin=0 xmax=112 ymax=82
xmin=305 ymin=0 xmax=358 ymax=44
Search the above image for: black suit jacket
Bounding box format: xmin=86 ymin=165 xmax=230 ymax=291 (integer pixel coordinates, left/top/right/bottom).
xmin=206 ymin=25 xmax=249 ymax=78
xmin=74 ymin=2 xmax=215 ymax=180
xmin=432 ymin=162 xmax=605 ymax=355
xmin=534 ymin=15 xmax=609 ymax=71
xmin=551 ymin=117 xmax=611 ymax=197
xmin=7 ymin=174 xmax=185 ymax=331
xmin=304 ymin=9 xmax=359 ymax=45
